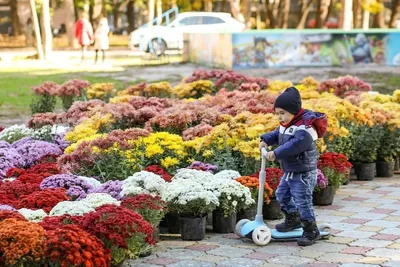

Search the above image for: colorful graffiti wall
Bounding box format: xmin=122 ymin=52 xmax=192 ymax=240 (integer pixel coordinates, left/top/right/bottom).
xmin=185 ymin=30 xmax=400 ymax=69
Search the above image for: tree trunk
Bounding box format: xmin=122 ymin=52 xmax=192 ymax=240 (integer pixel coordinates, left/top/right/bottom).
xmin=339 ymin=0 xmax=353 ymax=30
xmin=41 ymin=0 xmax=52 ymax=59
xmin=148 ymin=0 xmax=155 ymax=26
xmin=296 ymin=0 xmax=314 ymax=29
xmin=265 ymin=0 xmax=280 ymax=28
xmin=229 ymin=0 xmax=245 ymax=23
xmin=64 ymin=0 xmax=75 ymax=47
xmin=127 ymin=0 xmax=135 ymax=32
xmin=30 ymin=0 xmax=44 ymax=60
xmin=10 ymin=0 xmax=22 ymax=35
xmin=113 ymin=0 xmax=122 ymax=30
xmin=241 ymin=0 xmax=252 ymax=28
xmin=316 ymin=0 xmax=330 ymax=28
xmin=373 ymin=0 xmax=386 ymax=28
xmin=352 ymin=0 xmax=361 ymax=28
xmin=280 ymin=0 xmax=291 ymax=28
xmin=204 ymin=0 xmax=212 ymax=11
xmin=389 ymin=0 xmax=400 ymax=28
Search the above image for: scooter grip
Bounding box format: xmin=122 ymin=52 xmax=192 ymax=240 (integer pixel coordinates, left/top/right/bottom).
xmin=261 ymin=147 xmax=268 ymax=158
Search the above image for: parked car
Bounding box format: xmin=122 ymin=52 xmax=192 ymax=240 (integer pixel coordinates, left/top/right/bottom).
xmin=129 ymin=12 xmax=245 ymax=55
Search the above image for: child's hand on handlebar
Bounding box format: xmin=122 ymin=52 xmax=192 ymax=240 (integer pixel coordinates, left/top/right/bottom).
xmin=259 ymin=141 xmax=267 ymax=149
xmin=266 ymin=151 xmax=276 ymax=161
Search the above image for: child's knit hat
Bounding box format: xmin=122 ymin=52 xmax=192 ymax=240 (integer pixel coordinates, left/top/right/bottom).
xmin=274 ymin=87 xmax=302 ymax=115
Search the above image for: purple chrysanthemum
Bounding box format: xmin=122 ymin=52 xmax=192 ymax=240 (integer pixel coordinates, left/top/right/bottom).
xmin=15 ymin=139 xmax=62 ymax=166
xmin=40 ymin=174 xmax=93 ymax=200
xmin=0 ymin=204 xmax=16 ymax=211
xmin=0 ymin=148 xmax=25 ymax=179
xmin=89 ymin=180 xmax=123 ymax=200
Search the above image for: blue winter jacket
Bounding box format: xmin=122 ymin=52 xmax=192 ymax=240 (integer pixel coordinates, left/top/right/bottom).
xmin=260 ymin=109 xmax=327 ymax=173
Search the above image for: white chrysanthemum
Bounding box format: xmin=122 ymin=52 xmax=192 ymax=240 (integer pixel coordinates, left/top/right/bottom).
xmin=50 ymin=201 xmax=94 ymax=216
xmin=82 ymin=193 xmax=120 ymax=209
xmin=78 ymin=176 xmax=102 ymax=189
xmin=172 ymin=168 xmax=214 ymax=185
xmin=214 ymin=170 xmax=241 ymax=180
xmin=0 ymin=124 xmax=33 ymax=142
xmin=52 ymin=125 xmax=69 ymax=135
xmin=120 ymin=171 xmax=166 ymax=198
xmin=18 ymin=208 xmax=47 ymax=222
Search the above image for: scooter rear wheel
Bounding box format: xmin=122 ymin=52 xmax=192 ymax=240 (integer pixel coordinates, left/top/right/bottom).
xmin=235 ymin=219 xmax=250 ymax=237
xmin=252 ymin=226 xmax=271 ymax=246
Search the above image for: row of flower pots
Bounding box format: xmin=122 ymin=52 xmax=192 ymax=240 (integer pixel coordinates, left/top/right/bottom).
xmin=354 ymin=161 xmax=396 ymax=181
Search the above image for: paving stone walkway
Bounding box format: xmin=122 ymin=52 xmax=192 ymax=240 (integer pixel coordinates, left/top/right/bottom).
xmin=124 ymin=177 xmax=400 ymax=267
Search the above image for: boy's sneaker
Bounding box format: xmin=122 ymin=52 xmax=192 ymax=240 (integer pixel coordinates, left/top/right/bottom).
xmin=297 ymin=220 xmax=321 ymax=246
xmin=275 ymin=211 xmax=302 ymax=232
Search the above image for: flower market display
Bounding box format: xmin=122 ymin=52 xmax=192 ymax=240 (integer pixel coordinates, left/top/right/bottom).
xmin=1 ymin=71 xmax=400 ymax=266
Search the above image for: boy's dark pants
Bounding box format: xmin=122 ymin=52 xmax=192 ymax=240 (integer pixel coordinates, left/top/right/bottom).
xmin=275 ymin=170 xmax=317 ymax=221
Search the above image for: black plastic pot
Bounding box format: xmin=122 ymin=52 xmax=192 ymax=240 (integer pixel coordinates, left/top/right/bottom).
xmin=263 ymin=199 xmax=283 ymax=220
xmin=212 ymin=211 xmax=236 ymax=233
xmin=179 ymin=216 xmax=206 ymax=241
xmin=153 ymin=224 xmax=160 ymax=242
xmin=236 ymin=205 xmax=257 ymax=222
xmin=166 ymin=213 xmax=180 ymax=234
xmin=354 ymin=163 xmax=376 ymax=181
xmin=376 ymin=161 xmax=395 ymax=178
xmin=313 ymin=186 xmax=335 ymax=206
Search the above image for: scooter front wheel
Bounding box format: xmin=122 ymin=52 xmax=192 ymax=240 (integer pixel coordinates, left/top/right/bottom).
xmin=318 ymin=223 xmax=332 ymax=239
xmin=235 ymin=219 xmax=250 ymax=237
xmin=252 ymin=226 xmax=271 ymax=246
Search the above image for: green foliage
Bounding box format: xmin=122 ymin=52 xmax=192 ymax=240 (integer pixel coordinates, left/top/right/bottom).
xmin=377 ymin=125 xmax=400 ymax=163
xmin=350 ymin=124 xmax=383 ymax=164
xmin=30 ymin=94 xmax=57 ymax=114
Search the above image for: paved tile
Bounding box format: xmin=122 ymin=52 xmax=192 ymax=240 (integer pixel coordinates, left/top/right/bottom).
xmin=342 ymin=218 xmax=371 ymax=224
xmin=340 ymin=247 xmax=372 ymax=255
xmin=338 ymin=207 xmax=374 ymax=213
xmin=335 ymin=230 xmax=376 ymax=239
xmin=316 ymin=253 xmax=363 ymax=263
xmin=167 ymin=261 xmax=215 ymax=267
xmin=343 ymin=197 xmax=369 ymax=202
xmin=329 ymin=211 xmax=356 ymax=217
xmin=366 ymin=248 xmax=400 ymax=260
xmin=355 ymin=256 xmax=390 ymax=264
xmin=302 ymin=243 xmax=348 ymax=253
xmin=254 ymin=244 xmax=299 ymax=255
xmin=305 ymin=263 xmax=338 ymax=267
xmin=329 ymin=222 xmax=361 ymax=231
xmin=383 ymin=215 xmax=400 ymax=222
xmin=383 ymin=261 xmax=400 ymax=266
xmin=370 ymin=208 xmax=396 ymax=214
xmin=341 ymin=264 xmax=384 ymax=267
xmin=208 ymin=246 xmax=253 ymax=258
xmin=371 ymin=233 xmax=400 ymax=241
xmin=244 ymin=252 xmax=277 ymax=260
xmin=387 ymin=243 xmax=400 ymax=249
xmin=292 ymin=250 xmax=326 ymax=259
xmin=357 ymin=202 xmax=382 ymax=208
xmin=157 ymin=249 xmax=206 ymax=260
xmin=194 ymin=255 xmax=228 ymax=263
xmin=145 ymin=258 xmax=180 ymax=265
xmin=216 ymin=257 xmax=264 ymax=267
xmin=185 ymin=244 xmax=219 ymax=252
xmin=267 ymin=255 xmax=313 ymax=265
xmin=349 ymin=239 xmax=394 ymax=248
xmin=357 ymin=226 xmax=384 ymax=232
xmin=364 ymin=220 xmax=400 ymax=228
xmin=350 ymin=212 xmax=388 ymax=220
xmin=325 ymin=236 xmax=356 ymax=244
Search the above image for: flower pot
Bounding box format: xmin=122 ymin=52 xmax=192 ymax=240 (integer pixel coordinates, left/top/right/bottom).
xmin=212 ymin=211 xmax=236 ymax=233
xmin=179 ymin=216 xmax=206 ymax=241
xmin=313 ymin=186 xmax=335 ymax=206
xmin=159 ymin=215 xmax=167 ymax=228
xmin=236 ymin=205 xmax=257 ymax=222
xmin=376 ymin=161 xmax=395 ymax=178
xmin=354 ymin=163 xmax=375 ymax=181
xmin=263 ymin=199 xmax=283 ymax=220
xmin=166 ymin=213 xmax=180 ymax=234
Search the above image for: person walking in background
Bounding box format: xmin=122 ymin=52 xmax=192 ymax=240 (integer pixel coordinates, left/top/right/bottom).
xmin=94 ymin=17 xmax=110 ymax=65
xmin=75 ymin=12 xmax=93 ymax=64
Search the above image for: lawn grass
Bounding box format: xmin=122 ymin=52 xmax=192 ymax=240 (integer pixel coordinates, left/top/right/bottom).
xmin=0 ymin=70 xmax=129 ymax=116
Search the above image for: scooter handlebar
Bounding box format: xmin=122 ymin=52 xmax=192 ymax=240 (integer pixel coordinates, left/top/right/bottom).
xmin=261 ymin=147 xmax=268 ymax=159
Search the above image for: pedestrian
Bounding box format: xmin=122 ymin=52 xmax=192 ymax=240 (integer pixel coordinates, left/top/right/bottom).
xmin=75 ymin=12 xmax=94 ymax=64
xmin=94 ymin=17 xmax=110 ymax=64
xmin=259 ymin=87 xmax=328 ymax=246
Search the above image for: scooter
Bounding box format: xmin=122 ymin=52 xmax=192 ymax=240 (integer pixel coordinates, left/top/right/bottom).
xmin=234 ymin=147 xmax=332 ymax=246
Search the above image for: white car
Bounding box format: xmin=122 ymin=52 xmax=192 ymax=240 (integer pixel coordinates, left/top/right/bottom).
xmin=129 ymin=12 xmax=245 ymax=55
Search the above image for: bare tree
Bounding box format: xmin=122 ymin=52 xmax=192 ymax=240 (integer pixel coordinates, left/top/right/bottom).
xmin=265 ymin=0 xmax=280 ymax=28
xmin=373 ymin=0 xmax=386 ymax=28
xmin=316 ymin=0 xmax=331 ymax=28
xmin=389 ymin=0 xmax=400 ymax=28
xmin=148 ymin=0 xmax=155 ymax=25
xmin=229 ymin=0 xmax=245 ymax=23
xmin=64 ymin=0 xmax=76 ymax=47
xmin=29 ymin=0 xmax=44 ymax=60
xmin=127 ymin=0 xmax=135 ymax=32
xmin=279 ymin=0 xmax=291 ymax=28
xmin=338 ymin=0 xmax=352 ymax=30
xmin=9 ymin=0 xmax=22 ymax=35
xmin=42 ymin=0 xmax=53 ymax=59
xmin=297 ymin=0 xmax=315 ymax=29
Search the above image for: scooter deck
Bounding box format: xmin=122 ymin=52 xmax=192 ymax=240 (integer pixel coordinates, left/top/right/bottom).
xmin=271 ymin=228 xmax=330 ymax=240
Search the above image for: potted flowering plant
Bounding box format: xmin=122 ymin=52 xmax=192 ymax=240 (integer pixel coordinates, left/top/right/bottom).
xmin=121 ymin=194 xmax=167 ymax=242
xmin=350 ymin=124 xmax=383 ymax=180
xmin=376 ymin=124 xmax=400 ymax=177
xmin=318 ymin=152 xmax=353 ymax=186
xmin=164 ymin=177 xmax=218 ymax=241
xmin=235 ymin=176 xmax=273 ymax=221
xmin=312 ymin=169 xmax=334 ymax=206
xmin=208 ymin=179 xmax=255 ymax=233
xmin=251 ymin=167 xmax=284 ymax=220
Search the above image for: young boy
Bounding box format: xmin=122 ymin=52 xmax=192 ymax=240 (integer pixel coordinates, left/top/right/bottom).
xmin=259 ymin=87 xmax=327 ymax=246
